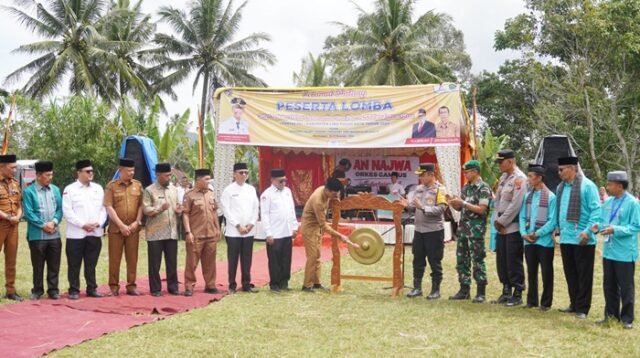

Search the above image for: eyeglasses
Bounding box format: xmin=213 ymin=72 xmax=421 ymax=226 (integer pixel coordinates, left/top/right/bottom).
xmin=277 ymin=178 xmax=287 ymax=184
xmin=237 ymin=171 xmax=249 ymax=175
xmin=558 ymin=167 xmax=567 ymax=173
xmin=82 ymin=169 xmax=94 ymax=174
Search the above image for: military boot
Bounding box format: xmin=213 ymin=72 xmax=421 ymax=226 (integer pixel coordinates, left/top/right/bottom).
xmin=407 ymin=279 xmax=423 ymax=298
xmin=448 ymin=284 xmax=471 ymax=300
xmin=426 ymin=281 xmax=441 ymax=300
xmin=491 ymin=285 xmax=512 ymax=304
xmin=472 ymin=284 xmax=486 ymax=303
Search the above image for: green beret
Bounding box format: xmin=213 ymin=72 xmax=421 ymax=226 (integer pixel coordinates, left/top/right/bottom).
xmin=463 ymin=160 xmax=480 ymax=170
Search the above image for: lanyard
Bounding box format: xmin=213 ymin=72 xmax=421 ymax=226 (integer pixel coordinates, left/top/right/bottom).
xmin=608 ymin=195 xmax=626 ymax=224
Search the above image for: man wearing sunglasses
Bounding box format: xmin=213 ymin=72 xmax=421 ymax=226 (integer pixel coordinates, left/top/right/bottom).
xmin=221 ymin=162 xmax=260 ymax=293
xmin=62 ymin=160 xmax=107 ymax=299
xmin=219 ymin=97 xmax=250 ymax=136
xmin=260 ymin=169 xmax=298 ymax=292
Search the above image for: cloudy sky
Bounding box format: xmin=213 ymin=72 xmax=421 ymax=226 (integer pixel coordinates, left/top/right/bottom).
xmin=0 ymin=0 xmax=526 ymax=124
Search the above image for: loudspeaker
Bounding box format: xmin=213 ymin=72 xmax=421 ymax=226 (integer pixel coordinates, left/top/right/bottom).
xmin=124 ymin=138 xmax=152 ymax=188
xmin=534 ymin=135 xmax=577 ymax=193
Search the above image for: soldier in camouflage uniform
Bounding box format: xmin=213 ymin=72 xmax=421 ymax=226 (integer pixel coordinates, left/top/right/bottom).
xmin=448 ymin=160 xmax=492 ymax=303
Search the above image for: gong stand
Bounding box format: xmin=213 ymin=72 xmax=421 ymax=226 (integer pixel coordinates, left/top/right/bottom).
xmin=330 ymin=192 xmax=404 ymax=297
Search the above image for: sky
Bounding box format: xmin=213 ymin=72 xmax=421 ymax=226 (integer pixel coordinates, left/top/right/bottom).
xmin=0 ymin=0 xmax=526 ymax=125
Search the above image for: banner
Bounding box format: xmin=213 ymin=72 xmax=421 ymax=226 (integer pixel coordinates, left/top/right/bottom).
xmin=215 ymin=84 xmax=463 ymax=148
xmin=340 ymin=156 xmax=419 ymax=194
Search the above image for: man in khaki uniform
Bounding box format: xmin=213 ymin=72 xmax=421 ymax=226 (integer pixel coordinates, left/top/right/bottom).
xmin=0 ymin=154 xmax=23 ymax=301
xmin=300 ymin=178 xmax=358 ymax=292
xmin=182 ymin=168 xmax=221 ymax=297
xmin=104 ymin=158 xmax=143 ymax=296
xmin=143 ymin=163 xmax=183 ymax=297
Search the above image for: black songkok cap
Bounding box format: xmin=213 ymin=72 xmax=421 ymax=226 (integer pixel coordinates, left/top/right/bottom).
xmin=119 ymin=158 xmax=135 ymax=168
xmin=35 ymin=161 xmax=53 ymax=172
xmin=75 ymin=160 xmax=92 ymax=170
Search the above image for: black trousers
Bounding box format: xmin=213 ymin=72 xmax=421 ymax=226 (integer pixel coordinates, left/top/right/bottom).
xmin=603 ymin=258 xmax=635 ymax=323
xmin=147 ymin=240 xmax=178 ymax=294
xmin=524 ymin=244 xmax=554 ymax=307
xmin=412 ymin=230 xmax=444 ymax=285
xmin=495 ymin=232 xmax=525 ymax=291
xmin=29 ymin=239 xmax=62 ymax=296
xmin=560 ymin=244 xmax=595 ymax=315
xmin=226 ymin=236 xmax=254 ymax=290
xmin=266 ymin=237 xmax=293 ymax=289
xmin=66 ymin=236 xmax=102 ymax=294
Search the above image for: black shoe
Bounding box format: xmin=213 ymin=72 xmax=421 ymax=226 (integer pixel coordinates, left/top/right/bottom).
xmin=313 ymin=284 xmax=329 ymax=291
xmin=596 ymin=317 xmax=611 ymax=325
xmin=301 ymin=286 xmax=315 ymax=293
xmin=491 ymin=294 xmax=511 ymax=305
xmin=151 ymin=292 xmax=161 ymax=297
xmin=505 ymin=295 xmax=522 ymax=307
xmin=471 ymin=284 xmax=486 ymax=304
xmin=449 ymin=285 xmax=471 ymax=300
xmin=204 ymin=288 xmax=221 ymax=294
xmin=30 ymin=293 xmax=42 ymax=301
xmin=270 ymin=287 xmax=281 ymax=293
xmin=242 ymin=287 xmax=259 ymax=293
xmin=281 ymin=287 xmax=292 ymax=292
xmin=558 ymin=306 xmax=575 ymax=313
xmin=575 ymin=313 xmax=587 ymax=320
xmin=87 ymin=291 xmax=105 ymax=298
xmin=4 ymin=293 xmax=24 ymax=302
xmin=168 ymin=290 xmax=181 ymax=296
xmin=48 ymin=293 xmax=61 ymax=300
xmin=623 ymin=322 xmax=633 ymax=330
xmin=523 ymin=304 xmax=537 ymax=309
xmin=126 ymin=290 xmax=141 ymax=296
xmin=109 ymin=290 xmax=119 ymax=297
xmin=407 ymin=288 xmax=423 ymax=298
xmin=426 ymin=281 xmax=441 ymax=300
xmin=539 ymin=306 xmax=551 ymax=312
xmin=491 ymin=285 xmax=512 ymax=304
xmin=184 ymin=290 xmax=193 ymax=297
xmin=68 ymin=293 xmax=80 ymax=300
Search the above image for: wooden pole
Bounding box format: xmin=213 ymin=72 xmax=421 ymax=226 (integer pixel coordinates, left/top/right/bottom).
xmin=472 ymin=86 xmax=479 ymax=159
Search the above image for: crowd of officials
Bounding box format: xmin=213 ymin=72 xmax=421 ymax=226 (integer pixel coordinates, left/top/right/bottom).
xmin=0 ymin=150 xmax=639 ymax=330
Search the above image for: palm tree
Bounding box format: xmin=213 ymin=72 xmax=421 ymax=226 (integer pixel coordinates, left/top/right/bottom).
xmin=97 ymin=0 xmax=161 ymax=102
xmin=293 ymin=53 xmax=330 ymax=87
xmin=325 ymin=0 xmax=471 ymax=86
xmin=153 ymin=0 xmax=276 ymax=132
xmin=3 ymin=0 xmax=110 ymax=99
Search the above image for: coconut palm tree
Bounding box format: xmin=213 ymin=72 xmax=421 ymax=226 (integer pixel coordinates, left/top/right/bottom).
xmin=325 ymin=0 xmax=471 ymax=86
xmin=97 ymin=0 xmax=162 ymax=102
xmin=153 ymin=0 xmax=276 ymax=128
xmin=293 ymin=52 xmax=330 ymax=87
xmin=2 ymin=0 xmax=123 ymax=101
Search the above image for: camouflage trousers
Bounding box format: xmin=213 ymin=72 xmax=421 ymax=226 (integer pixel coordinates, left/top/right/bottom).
xmin=456 ymin=234 xmax=488 ymax=286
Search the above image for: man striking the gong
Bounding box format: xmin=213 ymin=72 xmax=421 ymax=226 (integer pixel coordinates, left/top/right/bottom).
xmin=301 ymin=178 xmax=359 ymax=292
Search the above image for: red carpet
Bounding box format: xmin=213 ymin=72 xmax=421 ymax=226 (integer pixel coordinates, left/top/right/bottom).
xmin=0 ymin=246 xmax=342 ymax=357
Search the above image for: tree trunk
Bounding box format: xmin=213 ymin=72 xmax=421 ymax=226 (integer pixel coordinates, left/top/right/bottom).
xmin=199 ymin=70 xmax=210 ymax=165
xmin=583 ymin=88 xmax=602 ymax=180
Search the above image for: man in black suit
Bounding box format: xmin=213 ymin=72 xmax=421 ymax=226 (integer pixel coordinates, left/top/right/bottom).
xmin=411 ymin=109 xmax=436 ymax=138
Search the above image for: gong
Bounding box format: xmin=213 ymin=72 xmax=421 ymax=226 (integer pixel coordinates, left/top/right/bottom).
xmin=348 ymin=228 xmax=385 ymax=265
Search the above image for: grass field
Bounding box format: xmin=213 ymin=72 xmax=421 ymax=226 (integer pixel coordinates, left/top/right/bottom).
xmin=2 ymin=222 xmax=640 ymax=357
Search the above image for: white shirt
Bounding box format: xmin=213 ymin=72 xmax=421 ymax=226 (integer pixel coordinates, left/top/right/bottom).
xmin=219 ymin=117 xmax=249 ymax=135
xmin=260 ymin=185 xmax=298 ymax=239
xmin=221 ymin=181 xmax=259 ymax=237
xmin=62 ymin=180 xmax=107 ymax=239
xmin=387 ymin=182 xmax=405 ymax=196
